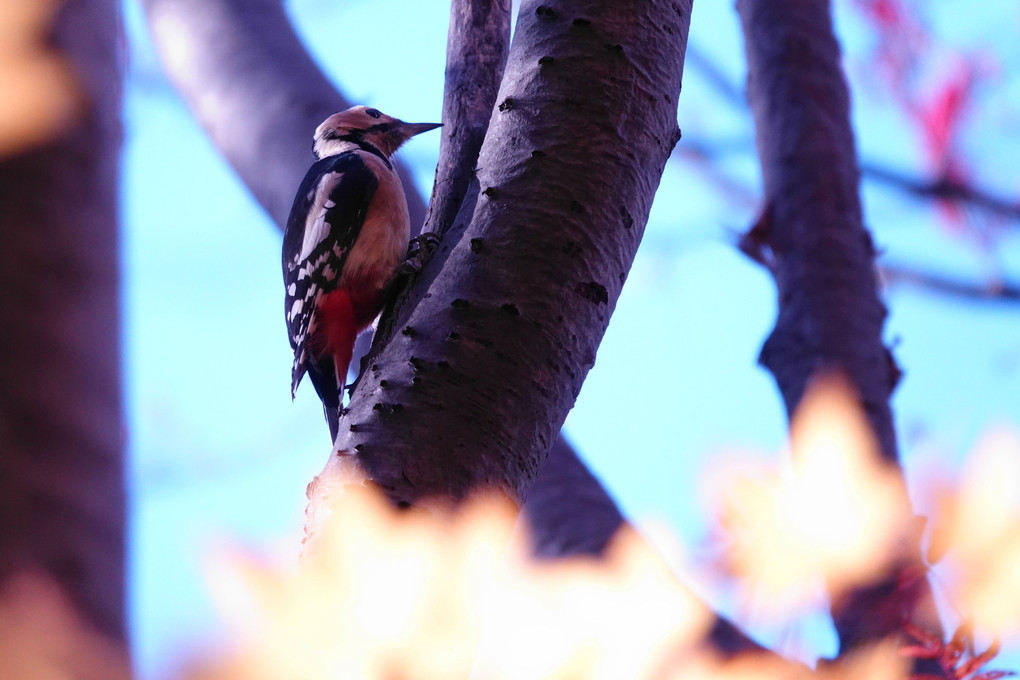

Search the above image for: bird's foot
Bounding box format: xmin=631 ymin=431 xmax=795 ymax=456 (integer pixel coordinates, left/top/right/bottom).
xmin=397 ymin=232 xmax=441 ymax=276
xmin=394 ymin=258 xmax=423 ymax=277
xmin=408 ymin=232 xmax=441 ymax=259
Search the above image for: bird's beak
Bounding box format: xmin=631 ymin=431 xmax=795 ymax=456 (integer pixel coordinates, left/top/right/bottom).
xmin=401 ymin=121 xmax=442 ymax=137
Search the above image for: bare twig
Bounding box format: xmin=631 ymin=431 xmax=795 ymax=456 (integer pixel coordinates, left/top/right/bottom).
xmin=860 ymin=162 xmax=1020 ymax=221
xmin=682 ymin=45 xmax=1020 ymax=223
xmin=880 ymin=264 xmax=1020 ymax=303
xmin=685 ymin=43 xmax=745 ymax=106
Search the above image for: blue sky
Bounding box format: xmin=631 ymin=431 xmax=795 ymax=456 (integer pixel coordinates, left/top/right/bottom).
xmin=123 ymin=0 xmax=1020 ymax=676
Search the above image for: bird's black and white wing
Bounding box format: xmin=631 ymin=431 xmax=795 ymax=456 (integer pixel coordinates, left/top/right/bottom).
xmin=282 ymin=152 xmax=378 ymax=396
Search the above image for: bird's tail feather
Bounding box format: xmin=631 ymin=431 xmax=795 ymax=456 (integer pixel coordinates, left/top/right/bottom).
xmin=324 ymin=402 xmax=340 ymax=442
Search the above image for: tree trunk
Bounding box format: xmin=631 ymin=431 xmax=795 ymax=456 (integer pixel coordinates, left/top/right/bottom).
xmin=141 ymin=0 xmax=631 ymax=551
xmin=736 ymin=0 xmax=944 ymax=666
xmin=143 ymin=0 xmax=792 ymax=663
xmin=0 ymin=0 xmax=125 ymax=642
xmin=308 ymin=0 xmax=693 ymax=519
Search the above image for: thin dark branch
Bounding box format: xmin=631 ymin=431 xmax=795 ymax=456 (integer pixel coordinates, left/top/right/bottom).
xmin=681 ymin=130 xmax=1020 ymax=304
xmin=881 ymin=264 xmax=1020 ymax=303
xmin=860 ymin=161 xmax=1020 ymax=221
xmin=674 ymin=137 xmax=759 ymax=209
xmin=683 ymin=45 xmax=1020 ymax=223
xmin=373 ymin=0 xmax=511 ymax=348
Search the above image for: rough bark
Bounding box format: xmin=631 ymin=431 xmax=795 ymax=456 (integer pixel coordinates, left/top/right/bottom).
xmin=736 ymin=0 xmax=944 ymax=666
xmin=308 ymin=0 xmax=691 ymax=516
xmin=139 ymin=0 xmax=426 ymax=229
xmin=0 ymin=0 xmax=125 ymax=641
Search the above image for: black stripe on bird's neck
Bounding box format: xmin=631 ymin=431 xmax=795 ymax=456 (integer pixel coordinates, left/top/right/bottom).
xmin=325 ymin=130 xmax=393 ymax=169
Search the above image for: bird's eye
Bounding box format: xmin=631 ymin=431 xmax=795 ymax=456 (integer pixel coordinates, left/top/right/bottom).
xmin=365 ymin=108 xmax=382 ymax=119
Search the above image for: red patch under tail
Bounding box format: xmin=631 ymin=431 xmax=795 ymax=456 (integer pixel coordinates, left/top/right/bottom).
xmin=312 ymin=285 xmax=384 ymax=395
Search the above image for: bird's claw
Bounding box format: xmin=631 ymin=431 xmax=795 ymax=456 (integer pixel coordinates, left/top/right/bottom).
xmin=406 ymin=232 xmax=441 ymax=259
xmin=394 ymin=257 xmax=423 ymax=277
xmin=398 ymin=232 xmax=442 ymax=276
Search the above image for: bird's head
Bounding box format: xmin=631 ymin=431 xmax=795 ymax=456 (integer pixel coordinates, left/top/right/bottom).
xmin=313 ymin=106 xmax=441 ymax=160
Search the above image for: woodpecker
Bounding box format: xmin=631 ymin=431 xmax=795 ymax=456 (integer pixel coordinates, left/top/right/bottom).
xmin=283 ymin=105 xmax=441 ymax=441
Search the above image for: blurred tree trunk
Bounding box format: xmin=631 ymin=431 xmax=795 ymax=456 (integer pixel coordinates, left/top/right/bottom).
xmin=0 ymin=0 xmax=125 ymax=644
xmin=736 ymin=0 xmax=944 ymax=669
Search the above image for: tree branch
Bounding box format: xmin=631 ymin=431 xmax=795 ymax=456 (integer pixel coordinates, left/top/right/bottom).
xmin=423 ymin=0 xmax=511 ymax=239
xmin=139 ymin=0 xmax=426 ymax=229
xmin=881 ymin=263 xmax=1020 ymax=303
xmin=373 ymin=0 xmax=510 ymax=346
xmin=860 ymin=161 xmax=1020 ymax=221
xmin=737 ymin=0 xmax=944 ymax=666
xmin=738 ymin=0 xmax=898 ymax=462
xmin=521 ymin=435 xmax=623 ymax=558
xmin=0 ymin=0 xmax=125 ymax=641
xmin=308 ymin=0 xmax=691 ymax=513
xmin=683 ymin=43 xmax=1020 ymax=223
xmin=519 ymin=436 xmax=768 ymax=658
